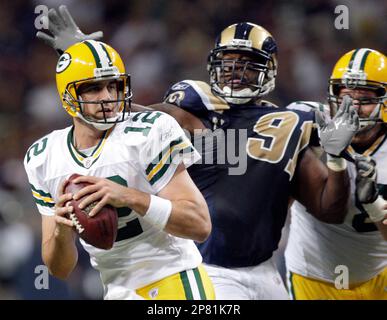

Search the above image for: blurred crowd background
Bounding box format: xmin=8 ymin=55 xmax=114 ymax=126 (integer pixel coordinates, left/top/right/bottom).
xmin=0 ymin=0 xmax=385 ymax=299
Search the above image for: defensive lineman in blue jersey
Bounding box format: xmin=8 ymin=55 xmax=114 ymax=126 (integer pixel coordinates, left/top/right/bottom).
xmin=158 ymin=23 xmax=357 ymax=299
xmin=164 ymin=81 xmax=315 ymax=268
xmin=37 ymin=11 xmax=358 ymax=299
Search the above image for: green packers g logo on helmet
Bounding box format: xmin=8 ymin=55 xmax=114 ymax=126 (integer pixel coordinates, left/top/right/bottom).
xmin=56 ymin=53 xmax=71 ymax=73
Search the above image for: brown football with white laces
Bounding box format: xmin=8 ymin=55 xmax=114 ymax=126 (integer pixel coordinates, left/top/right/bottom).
xmin=64 ymin=174 xmax=118 ymax=250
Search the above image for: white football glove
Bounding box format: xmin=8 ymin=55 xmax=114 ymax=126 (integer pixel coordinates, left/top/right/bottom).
xmin=315 ymin=95 xmax=359 ymax=157
xmin=36 ymin=5 xmax=103 ymax=55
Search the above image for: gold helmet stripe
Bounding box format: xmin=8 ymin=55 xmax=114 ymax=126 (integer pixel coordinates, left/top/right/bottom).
xmin=219 ymin=24 xmax=236 ymax=46
xmin=219 ymin=23 xmax=255 ymax=47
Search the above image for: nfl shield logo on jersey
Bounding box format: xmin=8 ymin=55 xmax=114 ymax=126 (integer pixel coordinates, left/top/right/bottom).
xmin=148 ymin=287 xmax=159 ymax=299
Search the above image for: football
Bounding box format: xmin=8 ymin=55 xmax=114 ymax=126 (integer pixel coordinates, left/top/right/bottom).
xmin=64 ymin=174 xmax=118 ymax=250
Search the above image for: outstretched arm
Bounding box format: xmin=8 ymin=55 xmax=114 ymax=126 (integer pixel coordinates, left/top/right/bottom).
xmin=293 ymin=94 xmax=363 ymax=223
xmin=291 ymin=148 xmax=350 ymax=224
xmin=131 ymin=103 xmax=206 ymax=133
xmin=36 ymin=5 xmax=103 ymax=55
xmin=315 ymin=95 xmax=358 ymax=157
xmin=147 ymin=103 xmax=206 ymax=133
xmin=131 ymin=103 xmax=152 ymax=112
xmin=35 ymin=6 xmax=206 ymax=134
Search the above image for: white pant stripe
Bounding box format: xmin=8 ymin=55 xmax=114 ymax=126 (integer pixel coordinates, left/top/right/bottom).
xmin=187 ymin=269 xmax=201 ymax=299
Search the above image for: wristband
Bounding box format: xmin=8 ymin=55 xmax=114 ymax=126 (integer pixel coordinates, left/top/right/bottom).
xmin=143 ymin=195 xmax=172 ymax=230
xmin=363 ymin=196 xmax=387 ymax=222
xmin=326 ymin=154 xmax=347 ymax=172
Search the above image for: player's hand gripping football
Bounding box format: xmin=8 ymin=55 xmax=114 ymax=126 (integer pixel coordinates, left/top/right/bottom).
xmin=54 ymin=179 xmax=75 ymax=233
xmin=36 ymin=5 xmax=103 ymax=55
xmin=315 ymin=95 xmax=359 ymax=157
xmin=72 ymin=176 xmax=131 ymax=217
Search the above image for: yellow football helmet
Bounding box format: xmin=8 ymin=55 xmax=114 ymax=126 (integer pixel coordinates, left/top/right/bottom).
xmin=207 ymin=22 xmax=278 ymax=105
xmin=328 ymin=48 xmax=387 ymax=126
xmin=56 ymin=40 xmax=132 ymax=130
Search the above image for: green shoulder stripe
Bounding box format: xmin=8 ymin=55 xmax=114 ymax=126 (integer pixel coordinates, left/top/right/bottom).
xmin=30 ymin=184 xmax=52 ymax=198
xmin=34 ymin=198 xmax=55 ymax=208
xmin=146 ymin=137 xmax=184 ymax=175
xmin=148 ymin=146 xmax=193 ymax=185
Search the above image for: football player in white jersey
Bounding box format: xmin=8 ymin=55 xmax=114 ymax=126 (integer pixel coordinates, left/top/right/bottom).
xmin=285 ymin=49 xmax=387 ymax=300
xmin=24 ymin=40 xmax=215 ymax=300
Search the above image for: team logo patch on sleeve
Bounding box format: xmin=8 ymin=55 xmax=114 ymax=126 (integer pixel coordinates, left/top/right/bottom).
xmin=171 ymin=82 xmax=190 ymax=90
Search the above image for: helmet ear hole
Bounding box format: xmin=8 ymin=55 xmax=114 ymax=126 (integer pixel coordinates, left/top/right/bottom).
xmin=331 ymin=83 xmax=342 ymax=96
xmin=61 ymin=84 xmax=79 ymax=117
xmin=375 ymin=87 xmax=386 ymax=97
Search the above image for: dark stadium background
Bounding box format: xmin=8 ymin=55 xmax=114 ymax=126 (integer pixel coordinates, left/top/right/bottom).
xmin=0 ymin=0 xmax=385 ymax=299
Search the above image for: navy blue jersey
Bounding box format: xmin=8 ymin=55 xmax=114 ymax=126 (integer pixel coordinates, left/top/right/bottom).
xmin=164 ymin=80 xmax=315 ymax=267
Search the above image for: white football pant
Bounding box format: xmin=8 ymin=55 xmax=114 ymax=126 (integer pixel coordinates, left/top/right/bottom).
xmin=204 ymin=257 xmax=289 ymax=300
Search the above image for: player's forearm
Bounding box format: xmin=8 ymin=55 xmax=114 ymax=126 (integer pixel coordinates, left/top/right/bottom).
xmin=42 ymin=227 xmax=78 ymax=280
xmin=318 ymin=169 xmax=350 ymax=223
xmin=124 ymin=188 xmax=211 ymax=242
xmin=131 ymin=103 xmax=152 ymax=112
xmin=164 ymin=199 xmax=211 ymax=242
xmin=147 ymin=103 xmax=206 ymax=133
xmin=294 ymin=149 xmax=350 ymax=224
